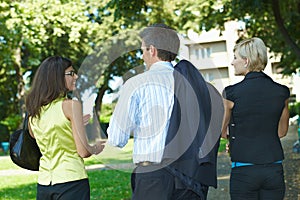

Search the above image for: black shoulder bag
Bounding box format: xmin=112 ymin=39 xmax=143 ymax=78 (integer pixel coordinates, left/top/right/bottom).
xmin=9 ymin=113 xmax=41 ymax=171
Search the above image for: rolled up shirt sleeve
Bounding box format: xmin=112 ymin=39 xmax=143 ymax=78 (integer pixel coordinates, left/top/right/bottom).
xmin=107 ymin=82 xmax=138 ymax=148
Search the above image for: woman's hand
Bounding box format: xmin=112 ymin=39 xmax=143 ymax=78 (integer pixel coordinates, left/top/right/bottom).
xmin=83 ymin=114 xmax=91 ymax=126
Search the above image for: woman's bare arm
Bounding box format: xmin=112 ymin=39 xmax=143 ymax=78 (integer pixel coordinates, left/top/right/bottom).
xmin=221 ymin=99 xmax=234 ymax=139
xmin=278 ymin=99 xmax=289 ymax=138
xmin=63 ymin=99 xmax=104 ymax=158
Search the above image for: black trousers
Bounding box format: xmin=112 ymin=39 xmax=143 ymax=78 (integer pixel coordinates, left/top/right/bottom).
xmin=37 ymin=178 xmax=90 ymax=200
xmin=230 ymin=163 xmax=285 ymax=200
xmin=131 ymin=165 xmax=208 ymax=200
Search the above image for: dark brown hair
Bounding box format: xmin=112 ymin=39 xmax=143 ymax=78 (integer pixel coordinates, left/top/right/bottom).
xmin=25 ymin=56 xmax=72 ymax=118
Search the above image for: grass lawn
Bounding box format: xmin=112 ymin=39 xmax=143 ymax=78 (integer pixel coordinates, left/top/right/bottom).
xmin=0 ymin=154 xmax=132 ymax=200
xmin=0 ymin=138 xmax=226 ymax=199
xmin=218 ymin=138 xmax=228 ymax=152
xmin=0 ymin=169 xmax=131 ymax=200
xmin=0 ymin=139 xmax=134 ymax=200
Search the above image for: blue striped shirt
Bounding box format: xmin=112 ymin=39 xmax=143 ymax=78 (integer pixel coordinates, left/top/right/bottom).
xmin=107 ymin=62 xmax=174 ymax=163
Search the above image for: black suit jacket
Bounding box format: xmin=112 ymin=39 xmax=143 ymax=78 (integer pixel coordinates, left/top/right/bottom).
xmin=163 ymin=60 xmax=223 ymax=194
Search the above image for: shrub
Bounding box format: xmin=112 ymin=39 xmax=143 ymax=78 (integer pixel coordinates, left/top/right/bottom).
xmin=0 ymin=124 xmax=9 ymax=142
xmin=289 ymin=102 xmax=300 ymax=117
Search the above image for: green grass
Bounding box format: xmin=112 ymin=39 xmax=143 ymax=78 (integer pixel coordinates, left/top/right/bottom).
xmin=0 ymin=156 xmax=131 ymax=200
xmin=218 ymin=138 xmax=228 ymax=153
xmin=0 ymin=174 xmax=37 ymax=200
xmin=89 ymin=170 xmax=131 ymax=200
xmin=0 ymin=169 xmax=131 ymax=200
xmin=0 ymin=140 xmax=134 ymax=200
xmin=0 ymin=138 xmax=226 ymax=200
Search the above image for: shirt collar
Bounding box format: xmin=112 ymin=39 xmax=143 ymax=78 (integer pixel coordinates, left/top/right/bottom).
xmin=149 ymin=61 xmax=173 ymax=71
xmin=245 ymin=71 xmax=266 ymax=79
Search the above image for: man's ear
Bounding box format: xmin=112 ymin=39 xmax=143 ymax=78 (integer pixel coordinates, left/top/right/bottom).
xmin=149 ymin=45 xmax=156 ymax=57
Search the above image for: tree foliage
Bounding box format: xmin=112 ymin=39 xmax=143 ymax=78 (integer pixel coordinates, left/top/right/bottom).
xmin=0 ymin=0 xmax=299 ymax=132
xmin=0 ymin=0 xmax=139 ymax=129
xmin=223 ymin=0 xmax=300 ymax=74
xmin=100 ymin=0 xmax=300 ymax=74
xmin=173 ymin=0 xmax=300 ymax=74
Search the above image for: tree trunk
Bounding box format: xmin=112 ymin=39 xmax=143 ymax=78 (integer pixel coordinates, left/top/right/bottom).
xmin=272 ymin=0 xmax=300 ymax=59
xmin=93 ymin=85 xmax=109 ymax=139
xmin=94 ymin=85 xmax=109 ymax=121
xmin=14 ymin=42 xmax=25 ymax=115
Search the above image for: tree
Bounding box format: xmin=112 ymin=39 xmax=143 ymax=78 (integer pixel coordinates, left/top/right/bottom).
xmin=1 ymin=0 xmax=299 ymax=133
xmin=173 ymin=0 xmax=300 ymax=74
xmin=102 ymin=0 xmax=300 ymax=74
xmin=0 ymin=0 xmax=126 ymax=128
xmin=0 ymin=0 xmax=144 ymax=132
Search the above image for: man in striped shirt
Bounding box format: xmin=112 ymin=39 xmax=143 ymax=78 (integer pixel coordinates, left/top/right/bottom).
xmin=107 ymin=24 xmax=180 ymax=199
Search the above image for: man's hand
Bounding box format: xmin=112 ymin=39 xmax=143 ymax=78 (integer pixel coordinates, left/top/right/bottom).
xmin=93 ymin=140 xmax=106 ymax=155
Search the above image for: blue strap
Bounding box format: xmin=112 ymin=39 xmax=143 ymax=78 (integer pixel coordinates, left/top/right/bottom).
xmin=232 ymin=160 xmax=282 ymax=168
xmin=232 ymin=162 xmax=254 ymax=168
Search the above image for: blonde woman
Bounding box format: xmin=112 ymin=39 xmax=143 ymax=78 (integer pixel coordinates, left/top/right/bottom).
xmin=222 ymin=38 xmax=289 ymax=200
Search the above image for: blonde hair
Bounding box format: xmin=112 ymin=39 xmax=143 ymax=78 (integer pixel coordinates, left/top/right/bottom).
xmin=234 ymin=37 xmax=268 ymax=71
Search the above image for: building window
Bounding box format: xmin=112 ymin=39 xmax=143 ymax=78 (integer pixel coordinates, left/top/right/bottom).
xmin=204 ymin=72 xmax=214 ymax=82
xmin=194 ymin=47 xmax=211 ymax=59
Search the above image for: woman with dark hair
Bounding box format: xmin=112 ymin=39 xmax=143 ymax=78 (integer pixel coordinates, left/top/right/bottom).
xmin=26 ymin=56 xmax=104 ymax=200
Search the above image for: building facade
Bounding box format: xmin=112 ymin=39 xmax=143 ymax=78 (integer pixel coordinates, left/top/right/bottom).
xmin=179 ymin=21 xmax=299 ymax=101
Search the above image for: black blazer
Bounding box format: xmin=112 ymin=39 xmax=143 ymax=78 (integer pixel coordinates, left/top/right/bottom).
xmin=163 ymin=60 xmax=223 ymax=192
xmin=223 ymin=71 xmax=290 ymax=164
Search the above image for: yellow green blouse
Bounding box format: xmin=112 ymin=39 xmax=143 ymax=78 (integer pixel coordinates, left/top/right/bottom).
xmin=29 ymin=98 xmax=87 ymax=185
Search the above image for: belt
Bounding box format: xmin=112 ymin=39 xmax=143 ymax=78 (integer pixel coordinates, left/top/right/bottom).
xmin=231 ymin=162 xmax=254 ymax=168
xmin=136 ymin=161 xmax=160 ymax=167
xmin=232 ymin=160 xmax=282 ymax=168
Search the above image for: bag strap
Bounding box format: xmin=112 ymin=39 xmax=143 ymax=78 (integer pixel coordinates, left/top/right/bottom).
xmin=23 ymin=112 xmax=29 ymax=131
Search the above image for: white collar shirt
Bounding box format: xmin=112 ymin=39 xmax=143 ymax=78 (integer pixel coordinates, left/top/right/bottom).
xmin=107 ymin=61 xmax=175 ymax=164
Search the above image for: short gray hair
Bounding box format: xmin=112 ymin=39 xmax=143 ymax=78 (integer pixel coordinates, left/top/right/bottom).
xmin=139 ymin=23 xmax=180 ymax=61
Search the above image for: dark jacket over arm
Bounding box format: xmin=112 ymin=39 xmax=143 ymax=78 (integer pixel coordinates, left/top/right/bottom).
xmin=163 ymin=60 xmax=224 ymax=193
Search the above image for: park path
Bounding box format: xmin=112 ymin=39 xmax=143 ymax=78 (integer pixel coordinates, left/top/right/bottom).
xmin=1 ymin=125 xmax=299 ymax=199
